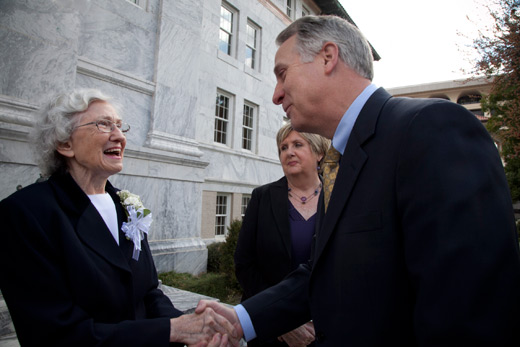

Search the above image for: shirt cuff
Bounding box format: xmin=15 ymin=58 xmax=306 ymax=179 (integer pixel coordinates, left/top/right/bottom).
xmin=234 ymin=304 xmax=256 ymax=341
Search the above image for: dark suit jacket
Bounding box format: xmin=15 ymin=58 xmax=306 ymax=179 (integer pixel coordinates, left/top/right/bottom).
xmin=0 ymin=173 xmax=182 ymax=346
xmin=242 ymin=88 xmax=520 ymax=346
xmin=235 ymin=176 xmax=293 ymax=301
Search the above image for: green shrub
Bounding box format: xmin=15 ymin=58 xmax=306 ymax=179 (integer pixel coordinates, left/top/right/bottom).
xmin=220 ymin=219 xmax=241 ymax=290
xmin=207 ymin=241 xmax=223 ymax=273
xmin=159 ymin=271 xmax=239 ymax=303
xmin=158 ymin=219 xmax=244 ymax=305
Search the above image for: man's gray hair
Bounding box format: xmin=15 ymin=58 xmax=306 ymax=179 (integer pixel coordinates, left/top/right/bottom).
xmin=31 ymin=89 xmax=111 ymax=177
xmin=276 ymin=15 xmax=374 ymax=81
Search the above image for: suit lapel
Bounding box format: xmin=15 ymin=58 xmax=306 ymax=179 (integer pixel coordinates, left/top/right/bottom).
xmin=313 ymin=88 xmax=392 ymax=265
xmin=76 ymin=204 xmax=131 ymax=273
xmin=106 ymin=184 xmax=135 ymax=261
xmin=50 ymin=174 xmax=131 ymax=273
xmin=270 ymin=177 xmax=291 ymax=257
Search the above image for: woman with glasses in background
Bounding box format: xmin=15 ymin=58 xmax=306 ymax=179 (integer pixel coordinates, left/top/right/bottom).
xmin=0 ymin=89 xmax=236 ymax=347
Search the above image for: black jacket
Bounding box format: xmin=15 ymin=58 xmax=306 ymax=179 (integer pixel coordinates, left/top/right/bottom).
xmin=0 ymin=172 xmax=182 ymax=346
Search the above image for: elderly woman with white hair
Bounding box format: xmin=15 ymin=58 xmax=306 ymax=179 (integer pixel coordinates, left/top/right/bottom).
xmin=0 ymin=89 xmax=237 ymax=347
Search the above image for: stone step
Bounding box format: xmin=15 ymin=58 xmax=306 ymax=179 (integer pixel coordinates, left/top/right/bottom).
xmin=0 ymin=292 xmax=17 ymax=347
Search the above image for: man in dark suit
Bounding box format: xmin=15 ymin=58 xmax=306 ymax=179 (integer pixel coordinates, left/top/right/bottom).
xmin=197 ymin=15 xmax=520 ymax=346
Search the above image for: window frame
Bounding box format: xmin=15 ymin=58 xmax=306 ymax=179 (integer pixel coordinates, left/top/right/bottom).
xmin=241 ymin=194 xmax=251 ymax=218
xmin=215 ymin=193 xmax=231 ymax=237
xmin=245 ymin=20 xmax=261 ymax=70
xmin=242 ymin=101 xmax=257 ymax=152
xmin=219 ymin=2 xmax=238 ymax=57
xmin=126 ymin=0 xmax=145 ymax=8
xmin=214 ymin=90 xmax=233 ymax=146
xmin=285 ymin=0 xmax=294 ymax=18
xmin=302 ymin=4 xmax=310 ymax=17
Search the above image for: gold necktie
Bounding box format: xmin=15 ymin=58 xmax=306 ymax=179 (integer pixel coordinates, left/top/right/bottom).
xmin=322 ymin=146 xmax=341 ymax=212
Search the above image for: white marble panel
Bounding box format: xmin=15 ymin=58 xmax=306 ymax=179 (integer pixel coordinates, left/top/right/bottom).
xmin=162 ymin=0 xmax=203 ymax=28
xmin=0 ymin=28 xmax=77 ymax=102
xmin=78 ymin=3 xmax=156 ymax=80
xmin=200 ymin=145 xmax=282 ymax=188
xmin=109 ymin=174 xmax=202 ymax=241
xmin=156 ymin=22 xmax=200 ymax=94
xmin=153 ymin=245 xmax=207 ymax=275
xmin=153 ymin=85 xmax=198 ymax=139
xmin=91 ymin=0 xmax=159 ymax=33
xmin=199 ymin=11 xmax=220 ymax=54
xmin=0 ymin=163 xmax=40 ymax=201
xmin=0 ymin=0 xmax=82 ymax=46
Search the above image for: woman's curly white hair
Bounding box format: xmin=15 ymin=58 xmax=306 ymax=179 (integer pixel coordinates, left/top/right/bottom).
xmin=31 ymin=89 xmax=111 ymax=177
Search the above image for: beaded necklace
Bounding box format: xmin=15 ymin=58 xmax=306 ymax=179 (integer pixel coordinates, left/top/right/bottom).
xmin=288 ymin=183 xmax=322 ymax=204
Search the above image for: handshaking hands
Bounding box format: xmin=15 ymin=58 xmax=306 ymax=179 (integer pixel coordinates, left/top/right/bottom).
xmin=190 ymin=300 xmax=315 ymax=347
xmin=168 ymin=299 xmax=244 ymax=347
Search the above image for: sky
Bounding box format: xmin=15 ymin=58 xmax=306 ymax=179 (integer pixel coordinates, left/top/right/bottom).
xmin=338 ymin=0 xmax=494 ymax=88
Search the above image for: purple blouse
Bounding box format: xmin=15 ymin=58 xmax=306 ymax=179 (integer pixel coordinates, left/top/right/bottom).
xmin=288 ymin=200 xmax=317 ymax=270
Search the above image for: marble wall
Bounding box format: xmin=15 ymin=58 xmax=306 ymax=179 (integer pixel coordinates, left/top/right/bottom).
xmin=0 ymin=0 xmax=298 ymax=274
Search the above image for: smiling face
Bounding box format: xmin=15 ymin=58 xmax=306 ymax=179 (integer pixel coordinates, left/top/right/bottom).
xmin=57 ymin=101 xmax=126 ymax=193
xmin=278 ymin=130 xmax=322 ymax=179
xmin=272 ymin=35 xmax=325 ymax=134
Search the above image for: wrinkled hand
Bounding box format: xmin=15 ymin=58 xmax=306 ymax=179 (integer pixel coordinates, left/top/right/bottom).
xmin=170 ymin=306 xmax=239 ymax=346
xmin=278 ymin=322 xmax=315 ymax=347
xmin=189 ymin=332 xmax=229 ymax=347
xmin=195 ymin=300 xmax=244 ymax=340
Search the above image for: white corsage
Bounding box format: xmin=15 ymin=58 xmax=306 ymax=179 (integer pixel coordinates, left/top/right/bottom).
xmin=117 ymin=190 xmax=152 ymax=261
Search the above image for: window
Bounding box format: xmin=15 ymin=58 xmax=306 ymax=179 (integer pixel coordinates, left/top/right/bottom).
xmin=245 ymin=21 xmax=260 ymax=69
xmin=285 ymin=0 xmax=294 ymax=18
xmin=302 ymin=5 xmax=310 ymax=17
xmin=215 ymin=194 xmax=230 ymax=236
xmin=242 ymin=102 xmax=256 ymax=150
xmin=241 ymin=195 xmax=251 ymax=218
xmin=127 ymin=0 xmax=143 ymax=7
xmin=215 ymin=91 xmax=232 ymax=145
xmin=219 ymin=3 xmax=235 ymax=55
xmin=457 ymin=93 xmax=482 ymax=105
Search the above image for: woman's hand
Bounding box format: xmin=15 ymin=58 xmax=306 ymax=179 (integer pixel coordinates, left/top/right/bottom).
xmin=170 ymin=307 xmax=239 ymax=346
xmin=278 ymin=321 xmax=315 ymax=347
xmin=189 ymin=332 xmax=230 ymax=347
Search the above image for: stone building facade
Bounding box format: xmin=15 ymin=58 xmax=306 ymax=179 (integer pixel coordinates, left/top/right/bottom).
xmin=0 ymin=0 xmax=374 ymax=274
xmin=387 ymin=77 xmax=492 ymax=120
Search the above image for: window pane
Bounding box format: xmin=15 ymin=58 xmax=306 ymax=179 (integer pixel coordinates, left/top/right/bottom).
xmin=220 ymin=7 xmax=232 ymax=32
xmin=242 ymin=104 xmax=254 ymax=150
xmin=245 ymin=47 xmax=254 ymax=68
xmin=242 ymin=128 xmax=252 ymax=150
xmin=286 ymin=0 xmax=292 ymax=17
xmin=215 ymin=195 xmax=228 ymax=236
xmin=241 ymin=196 xmax=251 ymax=217
xmin=215 ymin=93 xmax=230 ymax=144
xmin=219 ymin=6 xmax=233 ymax=55
xmin=219 ymin=30 xmax=231 ymax=54
xmin=246 ymin=24 xmax=256 ymax=47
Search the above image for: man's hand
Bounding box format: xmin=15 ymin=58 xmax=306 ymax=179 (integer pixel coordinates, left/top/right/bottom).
xmin=169 ymin=306 xmax=240 ymax=346
xmin=278 ymin=322 xmax=315 ymax=347
xmin=195 ymin=300 xmax=244 ymax=339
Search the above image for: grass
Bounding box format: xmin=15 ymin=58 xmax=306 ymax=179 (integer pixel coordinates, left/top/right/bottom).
xmin=159 ymin=271 xmax=242 ymax=305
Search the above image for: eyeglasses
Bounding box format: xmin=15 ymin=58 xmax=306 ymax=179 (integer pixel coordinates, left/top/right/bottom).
xmin=73 ymin=119 xmax=130 ymax=133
